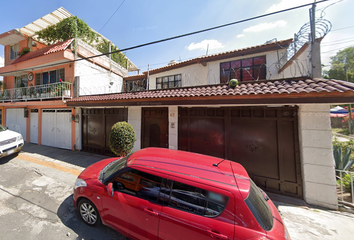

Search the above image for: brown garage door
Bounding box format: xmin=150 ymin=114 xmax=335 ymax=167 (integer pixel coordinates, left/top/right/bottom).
xmin=82 ymin=108 xmax=128 ymax=155
xmin=178 ymin=107 xmax=302 ymax=198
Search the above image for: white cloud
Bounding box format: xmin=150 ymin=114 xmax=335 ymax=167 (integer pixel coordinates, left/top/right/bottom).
xmin=243 ymin=20 xmax=287 ymax=33
xmin=187 ymin=39 xmax=224 ymax=51
xmin=266 ymin=0 xmax=313 ymax=13
xmin=236 ymin=34 xmax=245 ymax=38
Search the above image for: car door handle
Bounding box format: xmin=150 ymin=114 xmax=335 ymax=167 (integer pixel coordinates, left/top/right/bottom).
xmin=207 ymin=230 xmax=228 ymax=239
xmin=143 ymin=208 xmax=159 ymax=216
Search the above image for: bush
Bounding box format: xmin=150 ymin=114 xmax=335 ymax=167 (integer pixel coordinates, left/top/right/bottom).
xmin=109 ymin=122 xmax=136 ymax=157
xmin=337 ymin=173 xmax=354 ymax=192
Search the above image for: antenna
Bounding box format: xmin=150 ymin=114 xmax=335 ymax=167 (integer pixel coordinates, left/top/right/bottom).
xmin=213 ymin=159 xmax=226 ymax=167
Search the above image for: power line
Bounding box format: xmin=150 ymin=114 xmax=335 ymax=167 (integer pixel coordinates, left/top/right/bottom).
xmin=1 ymin=0 xmax=331 ymax=76
xmin=322 ymin=44 xmax=354 ymax=53
xmin=99 ymin=0 xmax=126 ymax=32
xmin=331 ymin=25 xmax=354 ymax=32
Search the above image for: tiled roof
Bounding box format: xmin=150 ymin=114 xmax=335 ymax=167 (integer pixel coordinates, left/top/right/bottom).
xmin=68 ymin=78 xmax=354 ymax=105
xmin=136 ymin=38 xmax=293 ymax=76
xmin=12 ymin=38 xmax=74 ymax=64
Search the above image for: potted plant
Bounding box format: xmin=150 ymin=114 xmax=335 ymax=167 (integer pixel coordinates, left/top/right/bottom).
xmin=17 ymin=47 xmax=30 ymax=57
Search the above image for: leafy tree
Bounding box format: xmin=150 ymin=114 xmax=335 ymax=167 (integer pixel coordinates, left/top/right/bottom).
xmin=109 ymin=122 xmax=136 ymax=157
xmin=324 ymin=46 xmax=354 ymax=82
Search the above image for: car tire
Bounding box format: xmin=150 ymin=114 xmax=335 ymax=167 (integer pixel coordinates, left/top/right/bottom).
xmin=78 ymin=199 xmax=101 ymax=227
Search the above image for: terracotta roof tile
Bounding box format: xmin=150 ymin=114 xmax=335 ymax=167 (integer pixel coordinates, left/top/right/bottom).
xmin=68 ymin=78 xmax=354 ymax=104
xmin=12 ymin=39 xmax=74 ymax=64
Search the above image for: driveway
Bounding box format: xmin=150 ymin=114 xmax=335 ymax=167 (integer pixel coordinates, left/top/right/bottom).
xmin=0 ymin=142 xmax=353 ymax=240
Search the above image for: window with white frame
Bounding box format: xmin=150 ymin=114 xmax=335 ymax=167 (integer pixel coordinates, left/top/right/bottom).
xmin=10 ymin=43 xmax=19 ymax=60
xmin=156 ymin=74 xmax=182 ymax=89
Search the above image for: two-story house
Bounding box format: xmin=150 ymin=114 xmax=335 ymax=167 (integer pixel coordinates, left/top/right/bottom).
xmin=0 ymin=7 xmax=137 ymax=150
xmin=68 ymin=37 xmax=354 ymax=210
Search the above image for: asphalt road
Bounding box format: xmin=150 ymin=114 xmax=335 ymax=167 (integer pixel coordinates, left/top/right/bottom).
xmin=0 ymin=152 xmax=126 ymax=240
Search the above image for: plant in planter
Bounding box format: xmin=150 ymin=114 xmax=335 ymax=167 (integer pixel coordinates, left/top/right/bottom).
xmin=109 ymin=122 xmax=136 ymax=157
xmin=18 ymin=47 xmax=30 ymax=57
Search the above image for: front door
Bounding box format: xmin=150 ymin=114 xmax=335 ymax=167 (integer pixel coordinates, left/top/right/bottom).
xmin=142 ymin=108 xmax=168 ymax=148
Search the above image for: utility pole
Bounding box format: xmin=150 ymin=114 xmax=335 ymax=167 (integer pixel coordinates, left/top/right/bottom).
xmin=309 ymin=1 xmax=321 ymax=78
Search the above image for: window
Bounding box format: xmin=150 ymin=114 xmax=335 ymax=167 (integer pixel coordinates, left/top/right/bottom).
xmin=220 ymin=56 xmax=266 ymax=83
xmin=125 ymin=79 xmax=146 ymax=92
xmin=10 ymin=44 xmax=19 ymax=60
xmin=163 ymin=180 xmax=228 ymax=217
xmin=156 ymin=74 xmax=181 ymax=89
xmin=34 ymin=68 xmax=65 ymax=85
xmin=114 ymin=168 xmax=165 ymax=203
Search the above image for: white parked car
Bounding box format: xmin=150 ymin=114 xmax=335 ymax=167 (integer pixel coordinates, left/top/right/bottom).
xmin=0 ymin=124 xmax=24 ymax=158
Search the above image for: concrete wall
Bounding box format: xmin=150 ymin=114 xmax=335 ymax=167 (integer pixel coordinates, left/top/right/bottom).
xmin=298 ymin=104 xmax=337 ymax=209
xmin=128 ymin=106 xmax=142 ymax=152
xmin=148 ymin=49 xmax=288 ymax=90
xmin=75 ymin=59 xmax=123 ymax=96
xmin=280 ymin=46 xmax=311 ymax=78
xmin=168 ymin=106 xmax=178 ymax=150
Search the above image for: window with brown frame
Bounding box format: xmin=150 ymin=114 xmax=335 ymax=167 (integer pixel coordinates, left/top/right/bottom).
xmin=220 ymin=56 xmax=266 ymax=83
xmin=156 ymin=74 xmax=182 ymax=89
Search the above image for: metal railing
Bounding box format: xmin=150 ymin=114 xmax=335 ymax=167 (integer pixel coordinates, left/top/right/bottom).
xmin=0 ymin=82 xmax=72 ymax=102
xmin=336 ymin=169 xmax=354 ymax=207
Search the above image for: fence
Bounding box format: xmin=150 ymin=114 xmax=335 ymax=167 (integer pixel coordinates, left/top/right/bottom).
xmin=0 ymin=82 xmax=72 ymax=102
xmin=336 ymin=169 xmax=354 ymax=206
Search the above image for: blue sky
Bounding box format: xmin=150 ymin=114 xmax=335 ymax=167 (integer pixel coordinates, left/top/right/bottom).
xmin=0 ymin=0 xmax=353 ymax=77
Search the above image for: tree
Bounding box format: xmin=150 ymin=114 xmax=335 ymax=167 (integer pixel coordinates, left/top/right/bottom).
xmin=109 ymin=122 xmax=136 ymax=157
xmin=324 ymin=46 xmax=354 ymax=82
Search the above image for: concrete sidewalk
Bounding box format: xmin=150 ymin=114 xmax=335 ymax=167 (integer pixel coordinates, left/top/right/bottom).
xmin=19 ymin=143 xmax=354 ymax=240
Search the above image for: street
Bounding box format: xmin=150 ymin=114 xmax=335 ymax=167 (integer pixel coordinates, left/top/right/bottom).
xmin=0 ymin=152 xmax=126 ymax=240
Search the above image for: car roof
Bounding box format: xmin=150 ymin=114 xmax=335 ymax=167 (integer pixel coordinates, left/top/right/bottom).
xmin=128 ymin=148 xmax=250 ymax=195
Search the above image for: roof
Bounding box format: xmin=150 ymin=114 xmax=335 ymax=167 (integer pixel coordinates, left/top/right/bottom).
xmin=128 ymin=147 xmax=249 ymax=189
xmin=12 ymin=38 xmax=74 ymax=64
xmin=67 ymin=78 xmax=354 ymax=107
xmin=20 ymin=7 xmax=72 ymax=38
xmin=135 ymin=38 xmax=293 ymax=76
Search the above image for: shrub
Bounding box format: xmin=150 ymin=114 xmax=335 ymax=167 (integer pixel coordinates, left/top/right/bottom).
xmin=109 ymin=122 xmax=136 ymax=157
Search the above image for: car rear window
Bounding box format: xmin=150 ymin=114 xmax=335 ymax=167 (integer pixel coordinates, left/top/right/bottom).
xmin=245 ymin=180 xmax=273 ymax=231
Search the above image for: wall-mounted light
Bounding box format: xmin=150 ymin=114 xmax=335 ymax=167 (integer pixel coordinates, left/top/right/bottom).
xmin=71 ymin=114 xmax=80 ymax=123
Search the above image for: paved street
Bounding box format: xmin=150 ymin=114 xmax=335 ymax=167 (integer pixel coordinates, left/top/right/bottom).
xmin=1 ymin=143 xmax=354 ymax=240
xmin=0 ymin=146 xmax=126 ymax=240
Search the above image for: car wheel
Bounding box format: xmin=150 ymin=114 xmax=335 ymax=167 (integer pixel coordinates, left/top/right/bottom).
xmin=78 ymin=199 xmax=101 ymax=226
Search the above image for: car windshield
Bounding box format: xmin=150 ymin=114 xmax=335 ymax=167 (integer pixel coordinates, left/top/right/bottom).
xmin=245 ymin=179 xmax=274 ymax=231
xmin=0 ymin=125 xmax=7 ymax=132
xmin=100 ymin=154 xmax=131 ymax=183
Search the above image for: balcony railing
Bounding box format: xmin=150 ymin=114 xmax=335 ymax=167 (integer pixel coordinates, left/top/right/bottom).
xmin=0 ymin=82 xmax=72 ymax=102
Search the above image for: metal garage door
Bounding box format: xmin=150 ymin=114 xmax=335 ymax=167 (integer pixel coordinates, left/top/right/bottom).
xmin=6 ymin=108 xmax=27 ymax=141
xmin=82 ymin=108 xmax=128 ymax=155
xmin=178 ymin=107 xmax=302 ymax=198
xmin=42 ymin=109 xmax=72 ymax=149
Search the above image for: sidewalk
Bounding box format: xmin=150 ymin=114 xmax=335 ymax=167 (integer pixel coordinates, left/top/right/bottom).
xmin=19 ymin=143 xmax=354 ymax=240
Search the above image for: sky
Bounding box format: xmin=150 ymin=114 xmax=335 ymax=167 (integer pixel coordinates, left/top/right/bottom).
xmin=0 ymin=0 xmax=353 ymax=79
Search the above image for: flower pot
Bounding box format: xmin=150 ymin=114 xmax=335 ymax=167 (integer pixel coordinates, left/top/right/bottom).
xmin=63 ymin=90 xmax=71 ymax=97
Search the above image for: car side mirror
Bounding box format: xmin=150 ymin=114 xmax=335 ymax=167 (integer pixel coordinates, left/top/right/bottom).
xmin=107 ymin=182 xmax=114 ymax=197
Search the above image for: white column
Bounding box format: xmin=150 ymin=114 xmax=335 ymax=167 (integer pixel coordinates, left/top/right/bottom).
xmin=169 ymin=106 xmax=178 ymax=150
xmin=74 ymin=107 xmax=82 ymax=150
xmin=298 ymin=104 xmax=337 ymax=209
xmin=128 ymin=106 xmax=142 ymax=152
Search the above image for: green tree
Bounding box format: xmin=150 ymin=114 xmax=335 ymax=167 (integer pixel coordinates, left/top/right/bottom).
xmin=109 ymin=122 xmax=136 ymax=157
xmin=324 ymin=46 xmax=354 ymax=82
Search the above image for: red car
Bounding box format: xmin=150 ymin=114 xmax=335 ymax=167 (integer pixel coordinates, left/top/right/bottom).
xmin=73 ymin=148 xmax=290 ymax=240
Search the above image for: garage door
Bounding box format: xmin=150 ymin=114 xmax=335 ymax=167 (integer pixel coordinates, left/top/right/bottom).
xmin=6 ymin=108 xmax=27 ymax=141
xmin=82 ymin=108 xmax=128 ymax=155
xmin=178 ymin=107 xmax=302 ymax=198
xmin=42 ymin=109 xmax=72 ymax=149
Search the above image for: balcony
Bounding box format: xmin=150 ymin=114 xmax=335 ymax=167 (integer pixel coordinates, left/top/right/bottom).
xmin=0 ymin=82 xmax=72 ymax=102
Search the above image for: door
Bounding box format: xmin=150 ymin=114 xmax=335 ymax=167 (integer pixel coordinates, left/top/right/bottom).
xmin=158 ymin=176 xmax=234 ymax=240
xmin=101 ymin=168 xmax=166 ymax=240
xmin=82 ymin=108 xmax=128 ymax=155
xmin=30 ymin=109 xmax=38 ymax=144
xmin=178 ymin=107 xmax=302 ymax=198
xmin=142 ymin=108 xmax=168 ymax=148
xmin=42 ymin=109 xmax=72 ymax=149
xmin=6 ymin=108 xmax=27 ymax=140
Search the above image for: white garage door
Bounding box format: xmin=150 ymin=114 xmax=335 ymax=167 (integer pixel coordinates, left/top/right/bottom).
xmin=30 ymin=109 xmax=38 ymax=144
xmin=6 ymin=108 xmax=27 ymax=141
xmin=42 ymin=109 xmax=72 ymax=149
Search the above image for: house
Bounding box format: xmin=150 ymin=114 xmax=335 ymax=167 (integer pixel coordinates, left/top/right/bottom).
xmin=67 ymin=38 xmax=354 ymax=210
xmin=0 ymin=7 xmax=137 ymax=150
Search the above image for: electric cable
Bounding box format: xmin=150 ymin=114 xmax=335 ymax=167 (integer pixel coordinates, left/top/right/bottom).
xmin=0 ymin=0 xmax=331 ymax=76
xmin=99 ymin=0 xmax=126 ymax=32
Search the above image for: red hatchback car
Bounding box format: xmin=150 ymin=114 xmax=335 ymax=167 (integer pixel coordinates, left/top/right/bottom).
xmin=73 ymin=148 xmax=290 ymax=240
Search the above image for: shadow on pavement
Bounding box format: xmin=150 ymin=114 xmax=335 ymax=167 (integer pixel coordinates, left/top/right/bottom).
xmin=58 ymin=194 xmax=127 ymax=240
xmin=21 ymin=142 xmax=110 ymax=169
xmin=0 ymin=153 xmax=19 ymax=165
